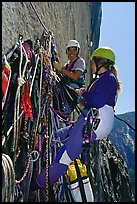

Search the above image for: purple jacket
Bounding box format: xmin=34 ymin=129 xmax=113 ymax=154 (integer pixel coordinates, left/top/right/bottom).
xmin=82 ymin=71 xmax=118 ymax=109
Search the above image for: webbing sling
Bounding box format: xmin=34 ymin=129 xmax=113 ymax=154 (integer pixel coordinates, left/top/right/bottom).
xmin=64 ymin=181 xmax=71 ymax=202
xmin=74 ymin=159 xmax=87 ymax=202
xmin=61 ymin=83 xmax=86 ymax=118
xmin=82 ymin=146 xmax=94 ymax=194
xmin=63 ymin=175 xmax=75 ymax=202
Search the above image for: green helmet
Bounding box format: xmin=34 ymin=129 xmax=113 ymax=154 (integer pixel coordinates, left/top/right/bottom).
xmin=90 ymin=47 xmax=115 ymax=64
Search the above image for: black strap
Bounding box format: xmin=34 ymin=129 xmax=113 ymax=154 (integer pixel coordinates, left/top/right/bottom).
xmin=82 ymin=147 xmax=93 ymax=190
xmin=74 ymin=159 xmax=87 ymax=202
xmin=63 ymin=175 xmax=75 ymax=202
xmin=64 ymin=180 xmax=71 ymax=202
xmin=61 ymin=83 xmax=87 ymax=118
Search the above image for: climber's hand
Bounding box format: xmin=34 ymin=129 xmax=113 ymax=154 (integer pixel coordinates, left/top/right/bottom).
xmin=75 ymin=87 xmax=86 ymax=95
xmin=53 ymin=61 xmax=62 ymax=71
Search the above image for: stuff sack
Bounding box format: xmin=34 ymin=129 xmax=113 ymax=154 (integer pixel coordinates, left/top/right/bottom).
xmin=65 ymin=159 xmax=94 ymax=202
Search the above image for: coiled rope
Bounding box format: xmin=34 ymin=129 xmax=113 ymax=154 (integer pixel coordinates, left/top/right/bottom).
xmin=2 ymin=153 xmax=15 ymax=202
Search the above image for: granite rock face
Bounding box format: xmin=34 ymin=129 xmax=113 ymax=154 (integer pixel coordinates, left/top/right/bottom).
xmin=90 ymin=138 xmax=135 ymax=202
xmin=2 ymin=2 xmax=102 ymax=84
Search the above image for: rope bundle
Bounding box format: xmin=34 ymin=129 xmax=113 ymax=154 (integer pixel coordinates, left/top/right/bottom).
xmin=2 ymin=153 xmax=15 ymax=202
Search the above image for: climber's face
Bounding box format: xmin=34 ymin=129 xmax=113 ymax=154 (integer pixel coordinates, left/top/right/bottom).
xmin=67 ymin=47 xmax=78 ymax=61
xmin=91 ymin=60 xmax=97 ymax=74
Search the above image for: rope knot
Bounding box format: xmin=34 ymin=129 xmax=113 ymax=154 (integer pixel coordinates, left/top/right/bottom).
xmin=18 ymin=77 xmax=25 ymax=86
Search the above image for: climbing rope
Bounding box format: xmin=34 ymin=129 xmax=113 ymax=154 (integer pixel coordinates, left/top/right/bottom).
xmin=42 ymin=33 xmax=55 ymax=202
xmin=12 ymin=35 xmax=31 ymax=166
xmin=29 ymin=2 xmax=49 ymax=34
xmin=2 ymin=153 xmax=15 ymax=202
xmin=114 ymin=114 xmax=135 ymax=131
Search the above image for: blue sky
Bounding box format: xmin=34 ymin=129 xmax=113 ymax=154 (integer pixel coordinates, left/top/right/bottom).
xmin=99 ymin=2 xmax=135 ymax=115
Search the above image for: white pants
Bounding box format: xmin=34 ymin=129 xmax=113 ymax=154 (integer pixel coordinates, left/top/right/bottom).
xmin=95 ymin=105 xmax=114 ymax=140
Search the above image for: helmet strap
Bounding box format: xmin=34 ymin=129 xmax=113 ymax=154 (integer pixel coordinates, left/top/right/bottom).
xmin=94 ymin=60 xmax=110 ymax=76
xmin=66 ymin=47 xmax=79 ymax=55
xmin=94 ymin=58 xmax=102 ymax=76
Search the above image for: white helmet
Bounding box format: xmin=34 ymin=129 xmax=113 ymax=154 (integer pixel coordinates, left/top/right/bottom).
xmin=66 ymin=40 xmax=80 ymax=49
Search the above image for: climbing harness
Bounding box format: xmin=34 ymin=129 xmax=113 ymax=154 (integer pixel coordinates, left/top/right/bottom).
xmin=82 ymin=108 xmax=99 ymax=145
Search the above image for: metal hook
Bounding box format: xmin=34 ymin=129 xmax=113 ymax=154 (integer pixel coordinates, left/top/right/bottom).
xmin=30 ymin=150 xmax=40 ymax=162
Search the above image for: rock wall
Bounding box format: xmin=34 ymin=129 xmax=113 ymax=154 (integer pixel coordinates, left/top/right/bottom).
xmin=2 ymin=2 xmax=102 ymax=84
xmin=91 ymin=139 xmax=135 ymax=202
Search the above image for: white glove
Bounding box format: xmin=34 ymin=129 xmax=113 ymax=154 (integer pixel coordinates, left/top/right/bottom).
xmin=53 ymin=61 xmax=62 ymax=71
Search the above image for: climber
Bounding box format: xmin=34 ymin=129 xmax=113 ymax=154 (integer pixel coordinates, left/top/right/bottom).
xmin=76 ymin=46 xmax=122 ymax=140
xmin=53 ymin=39 xmax=86 ymax=108
xmin=31 ymin=46 xmax=122 ymax=189
xmin=53 ymin=39 xmax=86 ymax=89
xmin=53 ymin=40 xmax=85 ymax=89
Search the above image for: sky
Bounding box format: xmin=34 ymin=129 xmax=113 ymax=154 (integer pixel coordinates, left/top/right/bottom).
xmin=99 ymin=2 xmax=135 ymax=115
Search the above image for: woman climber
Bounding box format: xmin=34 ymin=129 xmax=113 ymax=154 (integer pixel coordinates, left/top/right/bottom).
xmin=53 ymin=39 xmax=86 ymax=108
xmin=53 ymin=39 xmax=86 ymax=89
xmin=31 ymin=46 xmax=122 ymax=189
